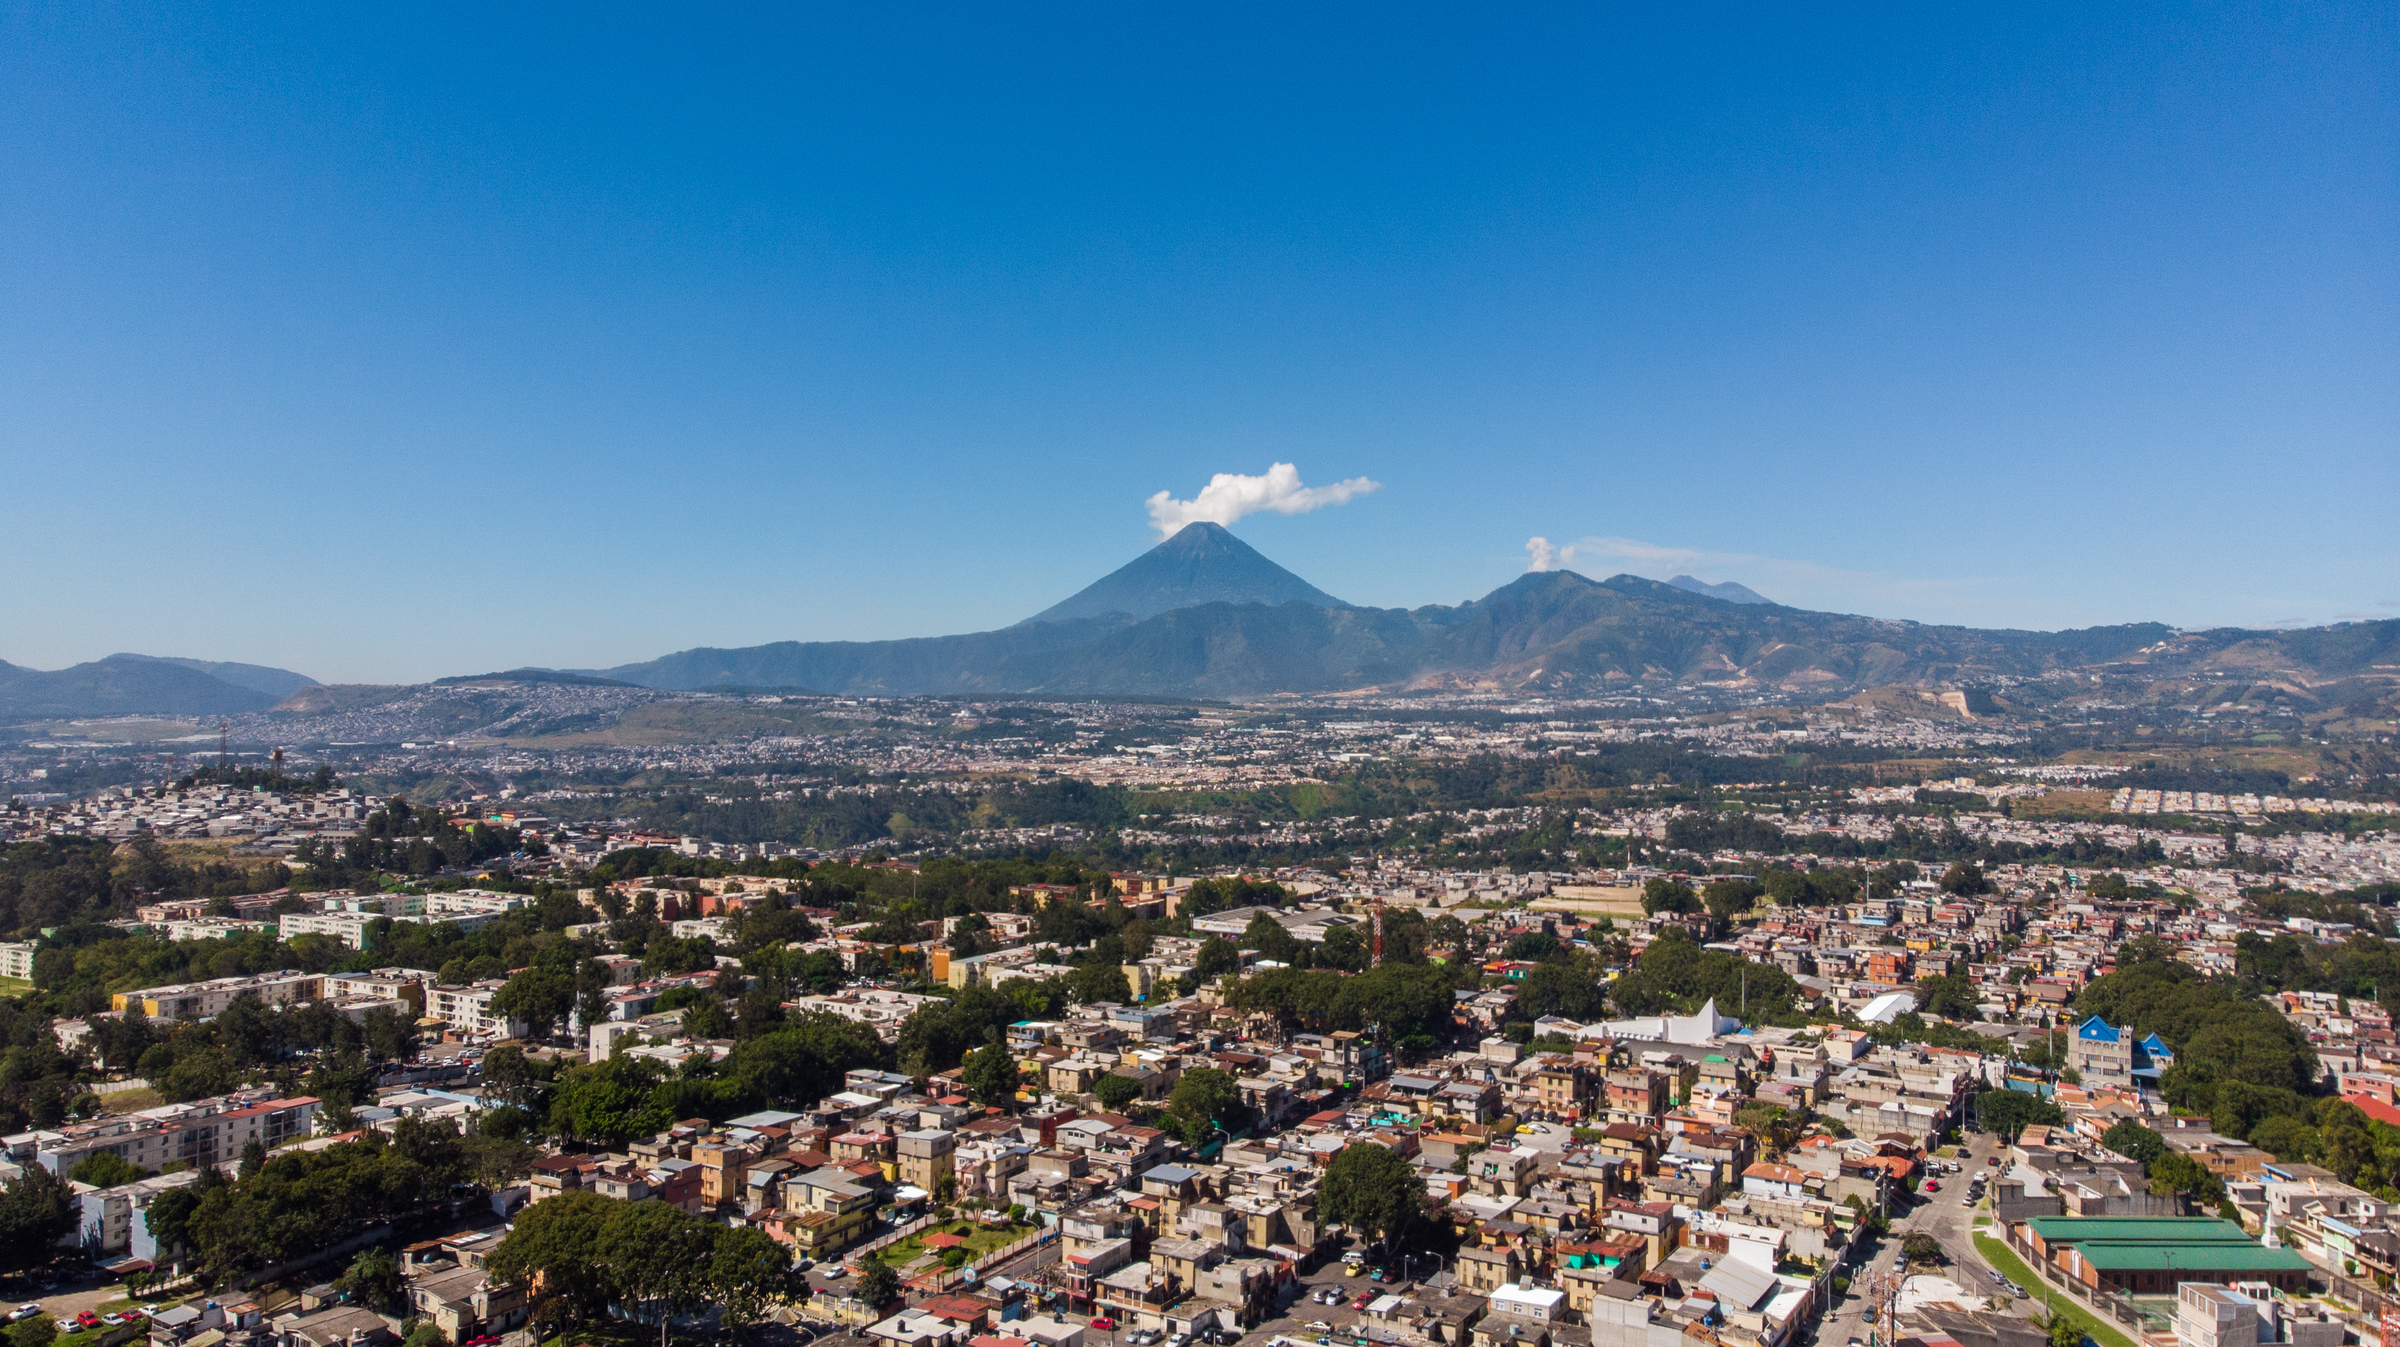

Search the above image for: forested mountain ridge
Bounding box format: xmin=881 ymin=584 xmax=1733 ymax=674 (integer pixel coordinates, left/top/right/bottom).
xmin=600 ymin=568 xmax=2226 ymax=697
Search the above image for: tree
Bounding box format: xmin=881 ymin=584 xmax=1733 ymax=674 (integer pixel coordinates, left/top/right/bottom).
xmin=710 ymin=1225 xmax=794 ymax=1342
xmin=1913 ymin=972 xmax=1980 ymax=1021
xmin=490 ymin=966 xmax=575 ymax=1041
xmin=238 ymin=1138 xmax=267 ymax=1179
xmin=1095 ymin=1073 xmax=1145 ymax=1113
xmin=2043 ymin=1313 xmax=2084 ymax=1347
xmin=1503 ymin=932 xmax=1564 ymax=963
xmin=0 ymin=1164 xmax=77 ymax=1278
xmin=1939 ymin=861 xmax=1992 ymax=896
xmin=1641 ymin=878 xmax=1700 ymax=915
xmin=1192 ymin=937 xmax=1242 ymax=981
xmin=2246 ymin=1116 xmax=2319 ymax=1164
xmin=2148 ymin=1153 xmax=2227 ymax=1204
xmin=681 ymin=998 xmax=734 ymax=1040
xmin=601 ymin=1199 xmax=717 ymax=1347
xmin=1319 ymin=1143 xmax=1427 ymax=1252
xmin=854 ymin=1260 xmax=901 ymax=1311
xmin=1702 ymin=878 xmax=1763 ymax=921
xmin=1238 ymin=910 xmax=1298 ymax=964
xmin=70 ymin=1152 xmax=144 ymax=1188
xmin=2101 ymin=1120 xmax=2168 ymax=1169
xmin=1973 ymin=1088 xmax=2063 ymax=1142
xmin=1070 ymin=961 xmax=1134 ymax=1005
xmin=963 ymin=1044 xmax=1021 ymax=1110
xmin=336 ymin=1246 xmax=406 ymax=1315
xmin=1901 ymin=1232 xmax=1943 ymax=1265
xmin=1518 ymin=958 xmax=1610 ymax=1021
xmin=1167 ymin=1067 xmax=1243 ymax=1147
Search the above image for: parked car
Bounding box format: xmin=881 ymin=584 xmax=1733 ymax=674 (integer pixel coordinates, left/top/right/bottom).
xmin=1352 ymin=1295 xmax=1372 ymax=1310
xmin=54 ymin=1321 xmax=81 ymax=1335
xmin=1923 ymin=1180 xmax=1939 ymax=1193
xmin=8 ymin=1308 xmax=41 ymax=1324
xmin=1089 ymin=1319 xmax=1116 ymax=1332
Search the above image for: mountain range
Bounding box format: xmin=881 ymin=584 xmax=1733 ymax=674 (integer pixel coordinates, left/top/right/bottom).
xmin=7 ymin=527 xmax=2395 ymax=718
xmin=592 ymin=525 xmax=2400 ymax=698
xmin=0 ymin=654 xmax=318 ymax=719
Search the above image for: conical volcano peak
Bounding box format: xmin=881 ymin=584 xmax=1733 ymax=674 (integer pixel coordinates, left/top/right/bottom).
xmin=1022 ymin=522 xmax=1351 ymax=624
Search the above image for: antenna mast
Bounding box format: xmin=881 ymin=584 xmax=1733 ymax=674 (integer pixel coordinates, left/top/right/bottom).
xmin=218 ymin=722 xmax=230 ymax=765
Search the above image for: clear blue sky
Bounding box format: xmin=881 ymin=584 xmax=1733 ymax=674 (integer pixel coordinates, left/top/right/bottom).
xmin=3 ymin=4 xmax=2393 ymax=684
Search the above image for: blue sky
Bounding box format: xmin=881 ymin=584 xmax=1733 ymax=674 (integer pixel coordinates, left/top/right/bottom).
xmin=3 ymin=4 xmax=2393 ymax=684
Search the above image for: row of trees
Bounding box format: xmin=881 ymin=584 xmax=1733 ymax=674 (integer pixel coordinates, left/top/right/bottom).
xmin=488 ymin=1192 xmax=796 ymax=1341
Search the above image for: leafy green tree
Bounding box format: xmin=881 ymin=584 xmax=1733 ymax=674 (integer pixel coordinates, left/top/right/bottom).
xmin=1641 ymin=878 xmax=1700 ymax=915
xmin=963 ymin=1044 xmax=1021 ymax=1111
xmin=1901 ymin=1232 xmax=1943 ymax=1265
xmin=1503 ymin=932 xmax=1565 ymax=963
xmin=1192 ymin=937 xmax=1242 ymax=980
xmin=602 ymin=1199 xmax=717 ymax=1347
xmin=1095 ymin=1073 xmax=1145 ymax=1113
xmin=336 ymin=1245 xmax=407 ymax=1315
xmin=1238 ymin=910 xmax=1299 ymax=964
xmin=1167 ymin=1067 xmax=1243 ymax=1146
xmin=489 ymin=1190 xmax=618 ymax=1330
xmin=1939 ymin=861 xmax=1992 ymax=895
xmin=1071 ymin=961 xmax=1134 ymax=1004
xmin=1914 ymin=972 xmax=1980 ymax=1020
xmin=681 ymin=997 xmax=734 ymax=1040
xmin=854 ymin=1260 xmax=901 ymax=1311
xmin=0 ymin=1164 xmax=77 ymax=1278
xmin=70 ymin=1152 xmax=144 ymax=1188
xmin=710 ymin=1224 xmax=795 ymax=1342
xmin=1320 ymin=1142 xmax=1428 ymax=1252
xmin=490 ymin=966 xmax=574 ymax=1041
xmin=546 ymin=1054 xmax=672 ymax=1145
xmin=1973 ymin=1088 xmax=2064 ymax=1142
xmin=2148 ymin=1153 xmax=2227 ymax=1204
xmin=1702 ymin=878 xmax=1763 ymax=921
xmin=1518 ymin=958 xmax=1610 ymax=1021
xmin=2246 ymin=1115 xmax=2318 ymax=1164
xmin=239 ymin=1138 xmax=267 ymax=1179
xmin=2102 ymin=1120 xmax=2168 ymax=1169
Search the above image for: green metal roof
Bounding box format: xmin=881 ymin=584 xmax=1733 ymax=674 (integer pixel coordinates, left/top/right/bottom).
xmin=2072 ymin=1244 xmax=2315 ymax=1272
xmin=2022 ymin=1217 xmax=2257 ymax=1244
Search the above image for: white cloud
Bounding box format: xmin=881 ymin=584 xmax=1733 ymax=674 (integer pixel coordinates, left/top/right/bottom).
xmin=1146 ymin=463 xmax=1380 ymax=537
xmin=1524 ymin=537 xmax=1575 ymax=572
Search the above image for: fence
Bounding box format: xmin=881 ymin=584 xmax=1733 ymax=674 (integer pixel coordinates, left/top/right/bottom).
xmin=2002 ymin=1226 xmax=2145 ymax=1331
xmin=845 ymin=1214 xmax=946 ymax=1272
xmin=907 ymin=1227 xmax=1060 ymax=1294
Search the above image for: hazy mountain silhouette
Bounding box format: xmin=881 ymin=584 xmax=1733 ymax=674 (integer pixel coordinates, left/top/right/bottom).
xmin=1022 ymin=522 xmax=1349 ymax=624
xmin=1666 ymin=575 xmax=1773 ymax=605
xmin=0 ymin=655 xmax=293 ymax=719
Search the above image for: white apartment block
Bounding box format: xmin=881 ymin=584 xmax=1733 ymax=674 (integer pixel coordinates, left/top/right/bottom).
xmin=0 ymin=940 xmax=34 ymax=982
xmin=112 ymin=970 xmax=324 ymax=1020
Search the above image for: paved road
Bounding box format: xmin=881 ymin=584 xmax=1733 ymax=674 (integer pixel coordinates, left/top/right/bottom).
xmin=1814 ymin=1135 xmax=2019 ymax=1347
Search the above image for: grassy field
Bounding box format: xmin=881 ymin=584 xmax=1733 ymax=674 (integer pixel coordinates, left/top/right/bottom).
xmin=0 ymin=975 xmax=32 ymax=997
xmin=1974 ymin=1233 xmax=2137 ymax=1347
xmin=1532 ymin=885 xmax=1645 ymax=918
xmin=873 ymin=1220 xmax=1038 ymax=1269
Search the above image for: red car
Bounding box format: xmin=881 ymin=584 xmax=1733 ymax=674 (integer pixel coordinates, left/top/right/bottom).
xmin=1352 ymin=1296 xmax=1372 ymax=1311
xmin=1091 ymin=1320 xmax=1117 ymax=1332
xmin=1923 ymin=1180 xmax=1939 ymax=1193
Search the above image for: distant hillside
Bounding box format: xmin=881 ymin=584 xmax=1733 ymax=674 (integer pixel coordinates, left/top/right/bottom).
xmin=599 ymin=567 xmax=2255 ymax=698
xmin=1022 ymin=522 xmax=1349 ymax=624
xmin=0 ymin=655 xmax=281 ymax=719
xmin=115 ymin=655 xmax=318 ymax=699
xmin=1667 ymin=575 xmax=1772 ymax=605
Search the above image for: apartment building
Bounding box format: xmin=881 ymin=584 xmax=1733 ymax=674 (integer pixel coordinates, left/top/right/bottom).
xmin=111 ymin=970 xmax=324 ymax=1020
